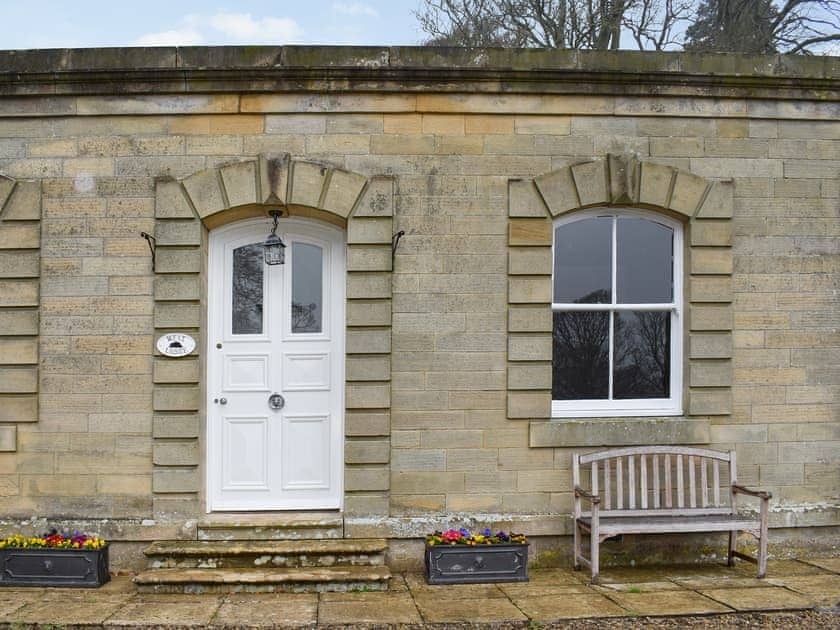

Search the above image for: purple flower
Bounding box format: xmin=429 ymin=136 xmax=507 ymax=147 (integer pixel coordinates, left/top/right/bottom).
xmin=459 ymin=528 xmax=471 ymax=537
xmin=481 ymin=528 xmax=492 ymax=537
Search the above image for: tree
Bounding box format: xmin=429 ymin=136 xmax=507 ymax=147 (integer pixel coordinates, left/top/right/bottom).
xmin=685 ymin=0 xmax=840 ymax=54
xmin=415 ymin=0 xmax=840 ymax=53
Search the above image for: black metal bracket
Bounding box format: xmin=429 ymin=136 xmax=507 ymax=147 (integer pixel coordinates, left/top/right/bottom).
xmin=391 ymin=230 xmax=405 ymax=261
xmin=140 ymin=232 xmax=156 ymax=271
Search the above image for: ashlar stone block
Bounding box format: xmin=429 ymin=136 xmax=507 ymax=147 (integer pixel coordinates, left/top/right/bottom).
xmin=258 ymin=153 xmax=290 ymax=204
xmin=0 ymin=367 xmax=38 ymax=393
xmin=508 ymin=276 xmax=551 ymax=303
xmin=153 ymin=440 xmax=199 ymax=466
xmin=290 ymin=161 xmax=328 ymax=208
xmin=508 ymin=305 xmax=551 ymax=332
xmin=322 ymin=169 xmax=367 ymax=218
xmin=155 ymin=247 xmax=202 ymax=274
xmin=154 ymin=275 xmax=201 ymax=301
xmin=0 ymin=250 xmax=39 ymax=278
xmin=352 ymin=176 xmax=394 ymax=218
xmin=639 ymin=162 xmax=675 ymax=208
xmin=1 ymin=181 xmax=41 ymax=221
xmin=572 ymin=160 xmax=609 ymax=206
xmin=508 ymin=247 xmax=552 ymax=275
xmin=347 ymin=300 xmax=391 ymax=327
xmin=0 ymin=310 xmax=38 ymax=336
xmin=220 ymin=161 xmax=258 ymax=208
xmin=346 ymin=355 xmax=390 ymax=382
xmin=509 ymin=218 xmax=551 ymax=246
xmin=154 ymin=220 xmax=202 ymax=246
xmin=0 ymin=176 xmax=14 ymax=211
xmin=0 ymin=395 xmax=37 ymax=422
xmin=153 ymin=386 xmax=200 ymax=412
xmin=347 ymin=245 xmax=392 ymax=272
xmin=689 ymin=388 xmax=732 ymax=415
xmin=669 ymin=171 xmax=709 ymax=217
xmin=0 ymin=280 xmax=38 ymax=307
xmin=154 ymin=302 xmax=201 ymax=328
xmin=690 ymin=220 xmax=733 ymax=247
xmin=347 ymin=217 xmax=392 ymax=245
xmin=0 ymin=223 xmax=40 ymax=249
xmin=690 ymin=276 xmax=733 ymax=303
xmin=508 ymin=179 xmax=549 ymax=218
xmin=690 ymin=360 xmax=732 ymax=387
xmin=153 ymin=468 xmax=199 ymax=493
xmin=154 ymin=179 xmax=195 ymax=219
xmin=508 ymin=333 xmax=552 ymax=361
xmin=690 ymin=333 xmax=732 ymax=359
xmin=534 ymin=166 xmax=578 ymax=217
xmin=347 ymin=273 xmax=391 ymax=299
xmin=507 ymin=390 xmax=551 ymax=419
xmin=346 ymin=383 xmax=390 ymax=409
xmin=153 ymin=414 xmax=199 ymax=439
xmin=696 ymin=180 xmax=734 ymax=219
xmin=691 ymin=248 xmax=733 ymax=275
xmin=690 ymin=304 xmax=734 ymax=331
xmin=183 ymin=168 xmax=227 ymax=219
xmin=508 ymin=363 xmax=551 ymax=390
xmin=0 ymin=425 xmax=16 ymax=452
xmin=608 ymin=153 xmax=640 ymax=203
xmin=0 ymin=338 xmax=38 ymax=364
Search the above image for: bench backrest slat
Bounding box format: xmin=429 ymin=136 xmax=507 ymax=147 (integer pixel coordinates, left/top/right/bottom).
xmin=574 ymin=446 xmax=735 ymax=516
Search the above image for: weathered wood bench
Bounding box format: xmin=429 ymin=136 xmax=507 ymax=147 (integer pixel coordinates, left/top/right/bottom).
xmin=572 ymin=446 xmax=771 ymax=584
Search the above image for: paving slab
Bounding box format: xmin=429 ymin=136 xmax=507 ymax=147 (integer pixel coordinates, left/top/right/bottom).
xmin=0 ymin=591 xmax=41 ymax=621
xmin=525 ymin=568 xmax=588 ymax=585
xmin=673 ymin=576 xmax=771 ymax=589
xmin=214 ymin=593 xmax=318 ymax=626
xmin=699 ymin=586 xmax=814 ymax=611
xmin=515 ymin=593 xmax=627 ymax=620
xmin=606 ymin=590 xmax=732 ymax=616
xmin=800 ymin=557 xmax=840 ymax=574
xmin=767 ymin=575 xmax=840 ymax=607
xmin=105 ymin=599 xmax=222 ymax=626
xmin=763 ymin=559 xmax=828 ymax=576
xmin=415 ymin=595 xmax=527 ymax=623
xmin=404 ymin=572 xmax=506 ymax=598
xmin=318 ymin=592 xmax=422 ymax=624
xmin=500 ymin=582 xmax=595 ymax=598
xmin=8 ymin=597 xmax=127 ymax=625
xmin=594 ymin=580 xmax=686 ymax=592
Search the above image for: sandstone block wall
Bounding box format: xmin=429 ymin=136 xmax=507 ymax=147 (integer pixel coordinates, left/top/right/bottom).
xmin=0 ymin=49 xmax=835 ymax=545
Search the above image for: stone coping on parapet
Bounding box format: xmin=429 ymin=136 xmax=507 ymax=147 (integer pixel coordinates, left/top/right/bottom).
xmin=0 ymin=46 xmax=837 ymax=99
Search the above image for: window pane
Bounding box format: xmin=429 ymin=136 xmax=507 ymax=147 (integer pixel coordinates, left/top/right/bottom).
xmin=232 ymin=243 xmax=264 ymax=335
xmin=554 ymin=217 xmax=612 ymax=304
xmin=613 ymin=311 xmax=670 ymax=399
xmin=552 ymin=311 xmax=609 ymax=400
xmin=617 ymin=217 xmax=673 ymax=303
xmin=292 ymin=242 xmax=323 ymax=334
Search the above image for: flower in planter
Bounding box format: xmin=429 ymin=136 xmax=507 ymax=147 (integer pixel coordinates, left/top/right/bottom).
xmin=427 ymin=527 xmax=527 ymax=546
xmin=0 ymin=529 xmax=107 ymax=550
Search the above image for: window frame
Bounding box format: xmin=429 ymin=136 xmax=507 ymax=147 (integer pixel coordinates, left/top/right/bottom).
xmin=551 ymin=208 xmax=684 ymax=418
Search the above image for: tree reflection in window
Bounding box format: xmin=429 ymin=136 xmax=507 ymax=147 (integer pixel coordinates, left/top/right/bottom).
xmin=232 ymin=243 xmax=263 ymax=335
xmin=292 ymin=242 xmax=322 ymax=334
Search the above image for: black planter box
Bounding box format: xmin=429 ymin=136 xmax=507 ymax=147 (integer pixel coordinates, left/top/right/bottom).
xmin=0 ymin=546 xmax=110 ymax=588
xmin=425 ymin=543 xmax=529 ymax=584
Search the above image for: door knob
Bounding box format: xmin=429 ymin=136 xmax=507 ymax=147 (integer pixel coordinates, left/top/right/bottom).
xmin=214 ymin=397 xmax=227 ymax=405
xmin=268 ymin=393 xmax=285 ymax=410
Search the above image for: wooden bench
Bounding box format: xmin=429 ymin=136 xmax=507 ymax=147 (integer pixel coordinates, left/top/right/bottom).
xmin=572 ymin=446 xmax=771 ymax=584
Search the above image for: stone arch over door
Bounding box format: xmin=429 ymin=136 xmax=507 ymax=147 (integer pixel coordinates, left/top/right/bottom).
xmin=152 ymin=154 xmax=393 ymax=519
xmin=506 ymin=154 xmax=734 ymax=448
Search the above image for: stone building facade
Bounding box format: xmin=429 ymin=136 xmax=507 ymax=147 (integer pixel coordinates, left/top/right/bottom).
xmin=0 ymin=47 xmax=836 ymax=570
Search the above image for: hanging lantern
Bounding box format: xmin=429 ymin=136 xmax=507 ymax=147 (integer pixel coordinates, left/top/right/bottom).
xmin=263 ymin=209 xmax=286 ymax=265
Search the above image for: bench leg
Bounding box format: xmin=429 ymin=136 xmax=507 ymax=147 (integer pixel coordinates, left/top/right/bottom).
xmin=590 ymin=528 xmax=600 ymax=585
xmin=757 ymin=505 xmax=769 ymax=578
xmin=573 ymin=521 xmax=581 ymax=571
xmin=728 ymin=529 xmax=737 ymax=567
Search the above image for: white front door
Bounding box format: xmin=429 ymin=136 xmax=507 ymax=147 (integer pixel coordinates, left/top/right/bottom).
xmin=207 ymin=217 xmax=344 ymax=511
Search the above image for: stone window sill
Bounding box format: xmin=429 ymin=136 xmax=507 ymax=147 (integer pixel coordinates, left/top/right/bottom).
xmin=529 ymin=417 xmax=710 ymax=448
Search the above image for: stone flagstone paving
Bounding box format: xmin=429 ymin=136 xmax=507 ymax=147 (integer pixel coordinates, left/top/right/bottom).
xmin=0 ymin=556 xmax=835 ymax=627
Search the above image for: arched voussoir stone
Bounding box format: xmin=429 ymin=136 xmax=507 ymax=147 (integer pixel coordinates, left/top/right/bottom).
xmin=163 ymin=155 xmax=372 ymax=228
xmin=522 ymin=155 xmax=719 ymax=222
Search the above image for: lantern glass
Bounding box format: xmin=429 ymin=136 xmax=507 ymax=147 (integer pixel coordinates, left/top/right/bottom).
xmin=263 ymin=233 xmax=286 ymax=265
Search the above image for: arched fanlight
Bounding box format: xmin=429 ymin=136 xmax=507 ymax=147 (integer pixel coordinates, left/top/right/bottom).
xmin=263 ymin=209 xmax=287 ymax=265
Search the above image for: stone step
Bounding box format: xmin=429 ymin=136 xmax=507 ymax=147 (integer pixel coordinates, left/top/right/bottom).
xmin=197 ymin=512 xmax=343 ymax=541
xmin=143 ymin=539 xmax=388 ymax=569
xmin=133 ymin=566 xmax=391 ymax=594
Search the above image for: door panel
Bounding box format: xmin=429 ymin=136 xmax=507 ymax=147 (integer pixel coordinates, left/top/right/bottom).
xmin=207 ymin=218 xmax=344 ymax=511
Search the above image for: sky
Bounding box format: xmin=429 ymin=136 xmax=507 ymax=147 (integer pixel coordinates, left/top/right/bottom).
xmin=0 ymin=1 xmax=424 ymax=50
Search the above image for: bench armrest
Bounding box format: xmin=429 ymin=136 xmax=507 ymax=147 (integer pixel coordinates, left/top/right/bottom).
xmin=574 ymin=485 xmax=601 ymax=505
xmin=732 ymin=484 xmax=772 ymax=501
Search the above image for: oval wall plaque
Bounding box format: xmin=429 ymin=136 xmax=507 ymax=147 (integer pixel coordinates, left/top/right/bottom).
xmin=156 ymin=333 xmax=196 ymax=357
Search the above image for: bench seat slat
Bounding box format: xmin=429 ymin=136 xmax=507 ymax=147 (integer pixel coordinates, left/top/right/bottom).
xmin=581 ymin=507 xmax=732 ymax=518
xmin=578 ymin=514 xmax=760 ymax=536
